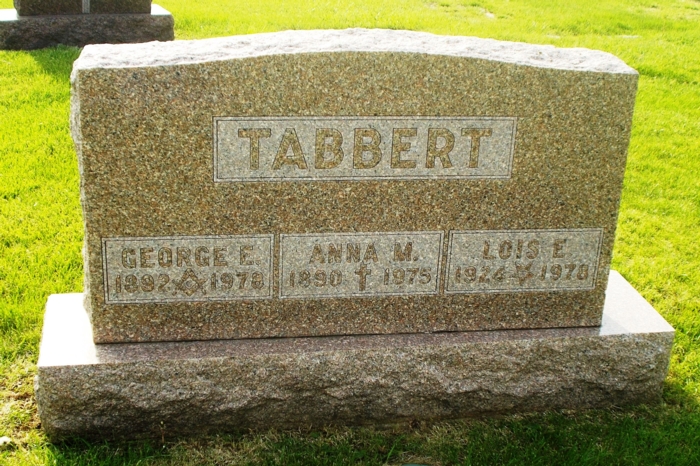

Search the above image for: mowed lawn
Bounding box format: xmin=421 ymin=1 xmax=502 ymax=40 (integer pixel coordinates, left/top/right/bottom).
xmin=1 ymin=0 xmax=699 ymax=464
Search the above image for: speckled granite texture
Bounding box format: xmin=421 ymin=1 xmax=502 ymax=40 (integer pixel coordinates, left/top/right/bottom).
xmin=71 ymin=29 xmax=638 ymax=343
xmin=14 ymin=0 xmax=82 ymax=16
xmin=0 ymin=5 xmax=172 ymax=50
xmin=15 ymin=0 xmax=150 ymax=16
xmin=90 ymin=0 xmax=151 ymax=14
xmin=35 ymin=271 xmax=674 ymax=440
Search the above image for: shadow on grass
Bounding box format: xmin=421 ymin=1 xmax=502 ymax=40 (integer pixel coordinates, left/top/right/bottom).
xmin=42 ymin=401 xmax=700 ymax=465
xmin=28 ymin=45 xmax=81 ymax=81
xmin=663 ymin=377 xmax=700 ymax=411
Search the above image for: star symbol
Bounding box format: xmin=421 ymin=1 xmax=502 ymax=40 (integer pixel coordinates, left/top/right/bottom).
xmin=515 ymin=262 xmax=534 ymax=285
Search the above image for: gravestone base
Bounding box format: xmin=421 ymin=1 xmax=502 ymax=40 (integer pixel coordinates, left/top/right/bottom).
xmin=0 ymin=4 xmax=173 ymax=50
xmin=35 ymin=271 xmax=674 ymax=440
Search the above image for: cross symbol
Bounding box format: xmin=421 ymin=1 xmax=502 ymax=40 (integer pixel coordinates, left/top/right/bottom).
xmin=354 ymin=263 xmax=372 ymax=292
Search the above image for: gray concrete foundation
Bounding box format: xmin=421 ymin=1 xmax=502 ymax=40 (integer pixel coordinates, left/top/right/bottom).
xmin=35 ymin=271 xmax=674 ymax=440
xmin=0 ymin=4 xmax=173 ymax=50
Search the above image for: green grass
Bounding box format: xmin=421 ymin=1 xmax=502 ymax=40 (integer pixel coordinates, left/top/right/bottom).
xmin=1 ymin=0 xmax=699 ymax=463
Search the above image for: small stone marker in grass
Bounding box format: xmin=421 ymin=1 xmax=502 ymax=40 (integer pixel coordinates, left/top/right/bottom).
xmin=0 ymin=0 xmax=172 ymax=50
xmin=34 ymin=29 xmax=674 ymax=440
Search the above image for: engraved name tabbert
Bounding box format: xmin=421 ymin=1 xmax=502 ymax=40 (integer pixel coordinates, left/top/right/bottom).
xmin=238 ymin=126 xmax=493 ymax=171
xmin=214 ymin=117 xmax=517 ymax=181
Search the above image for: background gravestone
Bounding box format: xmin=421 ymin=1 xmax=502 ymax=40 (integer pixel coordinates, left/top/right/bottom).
xmin=34 ymin=29 xmax=674 ymax=440
xmin=0 ymin=1 xmax=173 ymax=50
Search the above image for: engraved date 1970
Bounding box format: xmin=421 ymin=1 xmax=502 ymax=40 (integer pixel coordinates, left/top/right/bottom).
xmin=446 ymin=229 xmax=602 ymax=293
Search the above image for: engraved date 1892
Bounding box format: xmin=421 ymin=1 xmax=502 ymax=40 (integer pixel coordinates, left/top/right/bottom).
xmin=113 ymin=269 xmax=266 ymax=297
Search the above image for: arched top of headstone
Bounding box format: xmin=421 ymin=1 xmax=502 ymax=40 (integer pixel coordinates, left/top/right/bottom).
xmin=74 ymin=28 xmax=637 ymax=74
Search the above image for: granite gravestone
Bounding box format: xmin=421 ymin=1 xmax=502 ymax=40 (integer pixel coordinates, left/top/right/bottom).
xmin=70 ymin=29 xmax=636 ymax=344
xmin=35 ymin=29 xmax=674 ymax=440
xmin=0 ymin=1 xmax=173 ymax=50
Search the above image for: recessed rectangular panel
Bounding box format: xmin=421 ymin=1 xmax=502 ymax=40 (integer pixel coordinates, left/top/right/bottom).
xmin=102 ymin=235 xmax=273 ymax=303
xmin=280 ymin=232 xmax=443 ymax=298
xmin=214 ymin=117 xmax=516 ymax=182
xmin=446 ymin=229 xmax=603 ymax=294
